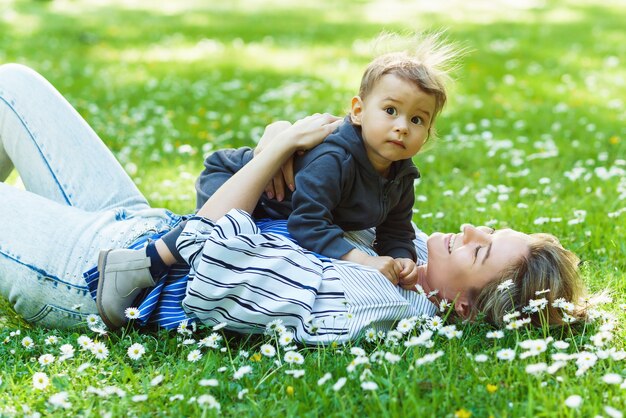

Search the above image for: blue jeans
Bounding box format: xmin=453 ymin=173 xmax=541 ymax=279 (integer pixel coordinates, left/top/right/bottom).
xmin=0 ymin=64 xmax=181 ymax=329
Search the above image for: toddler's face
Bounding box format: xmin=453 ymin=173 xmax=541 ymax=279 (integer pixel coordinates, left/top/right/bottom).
xmin=351 ymin=74 xmax=436 ymax=175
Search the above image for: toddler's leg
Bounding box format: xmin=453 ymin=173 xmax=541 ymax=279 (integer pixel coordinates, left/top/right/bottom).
xmin=157 ymin=220 xmax=188 ymax=264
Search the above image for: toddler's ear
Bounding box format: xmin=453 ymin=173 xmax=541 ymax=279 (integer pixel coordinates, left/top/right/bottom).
xmin=350 ymin=96 xmax=364 ymax=125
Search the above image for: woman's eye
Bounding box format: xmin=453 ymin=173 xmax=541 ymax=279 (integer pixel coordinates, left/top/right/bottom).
xmin=411 ymin=116 xmax=423 ymax=125
xmin=385 ymin=107 xmax=397 ymax=116
xmin=474 ymin=246 xmax=482 ymax=259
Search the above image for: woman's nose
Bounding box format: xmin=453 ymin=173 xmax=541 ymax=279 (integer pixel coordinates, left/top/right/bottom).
xmin=461 ymin=224 xmax=491 ymax=244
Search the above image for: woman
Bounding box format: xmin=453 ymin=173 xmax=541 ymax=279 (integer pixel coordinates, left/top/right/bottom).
xmin=0 ymin=64 xmax=588 ymax=344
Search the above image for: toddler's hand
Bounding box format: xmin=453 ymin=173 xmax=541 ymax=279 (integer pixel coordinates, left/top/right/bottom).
xmin=361 ymin=255 xmax=400 ymax=285
xmin=395 ymin=258 xmax=419 ymax=290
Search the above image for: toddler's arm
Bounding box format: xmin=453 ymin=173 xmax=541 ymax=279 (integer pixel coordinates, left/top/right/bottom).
xmin=288 ymin=151 xmax=356 ymax=259
xmin=195 ymin=147 xmax=255 ymax=210
xmin=374 ymin=184 xmax=417 ymax=261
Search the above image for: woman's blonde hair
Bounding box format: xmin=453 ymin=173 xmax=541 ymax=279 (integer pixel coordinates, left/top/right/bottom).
xmin=468 ymin=233 xmax=594 ymax=328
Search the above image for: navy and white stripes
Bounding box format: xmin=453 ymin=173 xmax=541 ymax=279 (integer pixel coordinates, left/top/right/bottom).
xmin=84 ymin=209 xmax=437 ymax=343
xmin=177 ymin=209 xmax=437 ymax=344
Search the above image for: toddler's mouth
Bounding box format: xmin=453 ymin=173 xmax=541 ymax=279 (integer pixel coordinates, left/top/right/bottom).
xmin=388 ymin=140 xmax=406 ymax=149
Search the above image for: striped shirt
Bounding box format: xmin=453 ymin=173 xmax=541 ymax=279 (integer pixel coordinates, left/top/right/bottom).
xmin=84 ymin=209 xmax=437 ymax=344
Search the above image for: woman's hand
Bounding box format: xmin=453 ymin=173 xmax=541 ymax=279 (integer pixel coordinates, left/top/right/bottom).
xmin=280 ymin=113 xmax=342 ymax=152
xmin=254 ymin=121 xmax=294 ymax=201
xmin=255 ymin=114 xmax=341 ymax=201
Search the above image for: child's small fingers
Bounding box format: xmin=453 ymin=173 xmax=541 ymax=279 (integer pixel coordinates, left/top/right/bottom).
xmin=273 ymin=173 xmax=285 ymax=201
xmin=264 ymin=182 xmax=275 ymax=200
xmin=282 ymin=158 xmax=295 ymax=192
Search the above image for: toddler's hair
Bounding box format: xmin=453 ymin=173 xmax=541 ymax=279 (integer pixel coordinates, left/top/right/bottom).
xmin=358 ymin=32 xmax=462 ymax=137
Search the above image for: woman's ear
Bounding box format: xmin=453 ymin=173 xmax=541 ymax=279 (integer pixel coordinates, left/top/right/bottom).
xmin=454 ymin=293 xmax=471 ymax=319
xmin=350 ymin=96 xmax=364 ymax=125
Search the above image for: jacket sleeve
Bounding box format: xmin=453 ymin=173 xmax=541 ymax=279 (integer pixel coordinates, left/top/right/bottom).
xmin=374 ymin=181 xmax=417 ymax=261
xmin=288 ymin=152 xmax=355 ymax=259
xmin=195 ymin=147 xmax=255 ymax=210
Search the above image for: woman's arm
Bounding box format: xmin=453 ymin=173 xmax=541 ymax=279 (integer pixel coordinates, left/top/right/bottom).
xmin=196 ymin=113 xmax=342 ymax=222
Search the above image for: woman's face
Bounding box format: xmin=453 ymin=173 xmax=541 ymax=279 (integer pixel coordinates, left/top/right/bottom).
xmin=426 ymin=224 xmax=532 ymax=317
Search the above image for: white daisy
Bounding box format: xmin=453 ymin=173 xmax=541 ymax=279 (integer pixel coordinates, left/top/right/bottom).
xmin=525 ymin=362 xmax=548 ymax=375
xmin=361 ymin=381 xmax=378 ymax=391
xmin=187 ymin=349 xmax=202 ymax=362
xmin=265 ymin=319 xmax=284 ymax=334
xmin=552 ymin=340 xmax=570 ymax=350
xmin=197 ymin=394 xmax=220 ymax=410
xmin=497 ymin=279 xmax=514 ymax=292
xmin=32 ymin=372 xmax=49 ymax=390
xmin=150 ymin=375 xmax=164 ymax=386
xmin=350 ymin=347 xmax=366 ymax=357
xmin=486 ymin=330 xmax=504 ymax=339
xmin=59 ymin=344 xmax=75 ymax=359
xmin=124 ymin=307 xmax=140 ymax=320
xmin=575 ymin=351 xmax=597 ymax=369
xmin=496 ymin=348 xmax=516 ymax=361
xmin=279 ymin=332 xmax=295 ymax=346
xmin=127 ymin=343 xmax=146 ymax=360
xmin=260 ymin=344 xmax=276 ymax=358
xmin=415 ymin=350 xmax=444 ymax=366
xmin=474 ymin=354 xmax=489 ymax=363
xmin=503 ymin=311 xmax=520 ymax=323
xmin=332 ymin=377 xmax=347 ymax=392
xmin=90 ymin=342 xmax=109 ymax=360
xmin=564 ymin=395 xmax=582 ymax=408
xmin=284 ymin=351 xmax=304 ymax=365
xmin=396 ymin=318 xmax=414 ymax=334
xmin=86 ymin=314 xmax=101 ymax=326
xmin=21 ymin=336 xmax=34 ymax=349
xmin=48 ymin=391 xmax=71 ymax=409
xmin=602 ymin=373 xmax=623 ymax=385
xmin=604 ymin=405 xmax=623 ymax=418
xmin=285 ymin=369 xmax=305 ymax=378
xmin=237 ymin=389 xmax=249 ymax=399
xmin=427 ymin=316 xmax=443 ymax=330
xmin=384 ymin=352 xmax=401 ymax=364
xmin=364 ymin=327 xmax=378 ymax=342
xmin=317 ymin=372 xmax=332 ymax=386
xmin=591 ymin=331 xmax=613 ymax=347
xmin=438 ymin=299 xmax=451 ymax=313
xmin=233 ymin=365 xmax=252 ymax=380
xmin=77 ymin=335 xmax=93 ymax=350
xmin=38 ymin=354 xmax=55 ymax=366
xmin=199 ymin=378 xmax=219 ymax=387
xmin=44 ymin=336 xmax=59 ymax=345
xmin=76 ymin=362 xmax=91 ymax=373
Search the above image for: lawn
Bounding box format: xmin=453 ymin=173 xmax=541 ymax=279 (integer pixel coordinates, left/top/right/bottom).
xmin=0 ymin=0 xmax=625 ymax=416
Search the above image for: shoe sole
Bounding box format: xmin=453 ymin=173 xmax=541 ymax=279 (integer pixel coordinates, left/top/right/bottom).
xmin=96 ymin=249 xmax=123 ymax=330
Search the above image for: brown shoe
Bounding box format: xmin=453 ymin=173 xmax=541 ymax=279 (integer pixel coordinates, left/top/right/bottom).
xmin=96 ymin=249 xmax=154 ymax=329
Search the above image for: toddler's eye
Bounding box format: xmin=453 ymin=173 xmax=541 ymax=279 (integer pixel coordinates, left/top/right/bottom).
xmin=385 ymin=107 xmax=397 ymax=116
xmin=411 ymin=116 xmax=423 ymax=125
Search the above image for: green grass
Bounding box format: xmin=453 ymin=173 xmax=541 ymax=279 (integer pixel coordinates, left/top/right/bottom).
xmin=1 ymin=0 xmax=625 ymax=416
